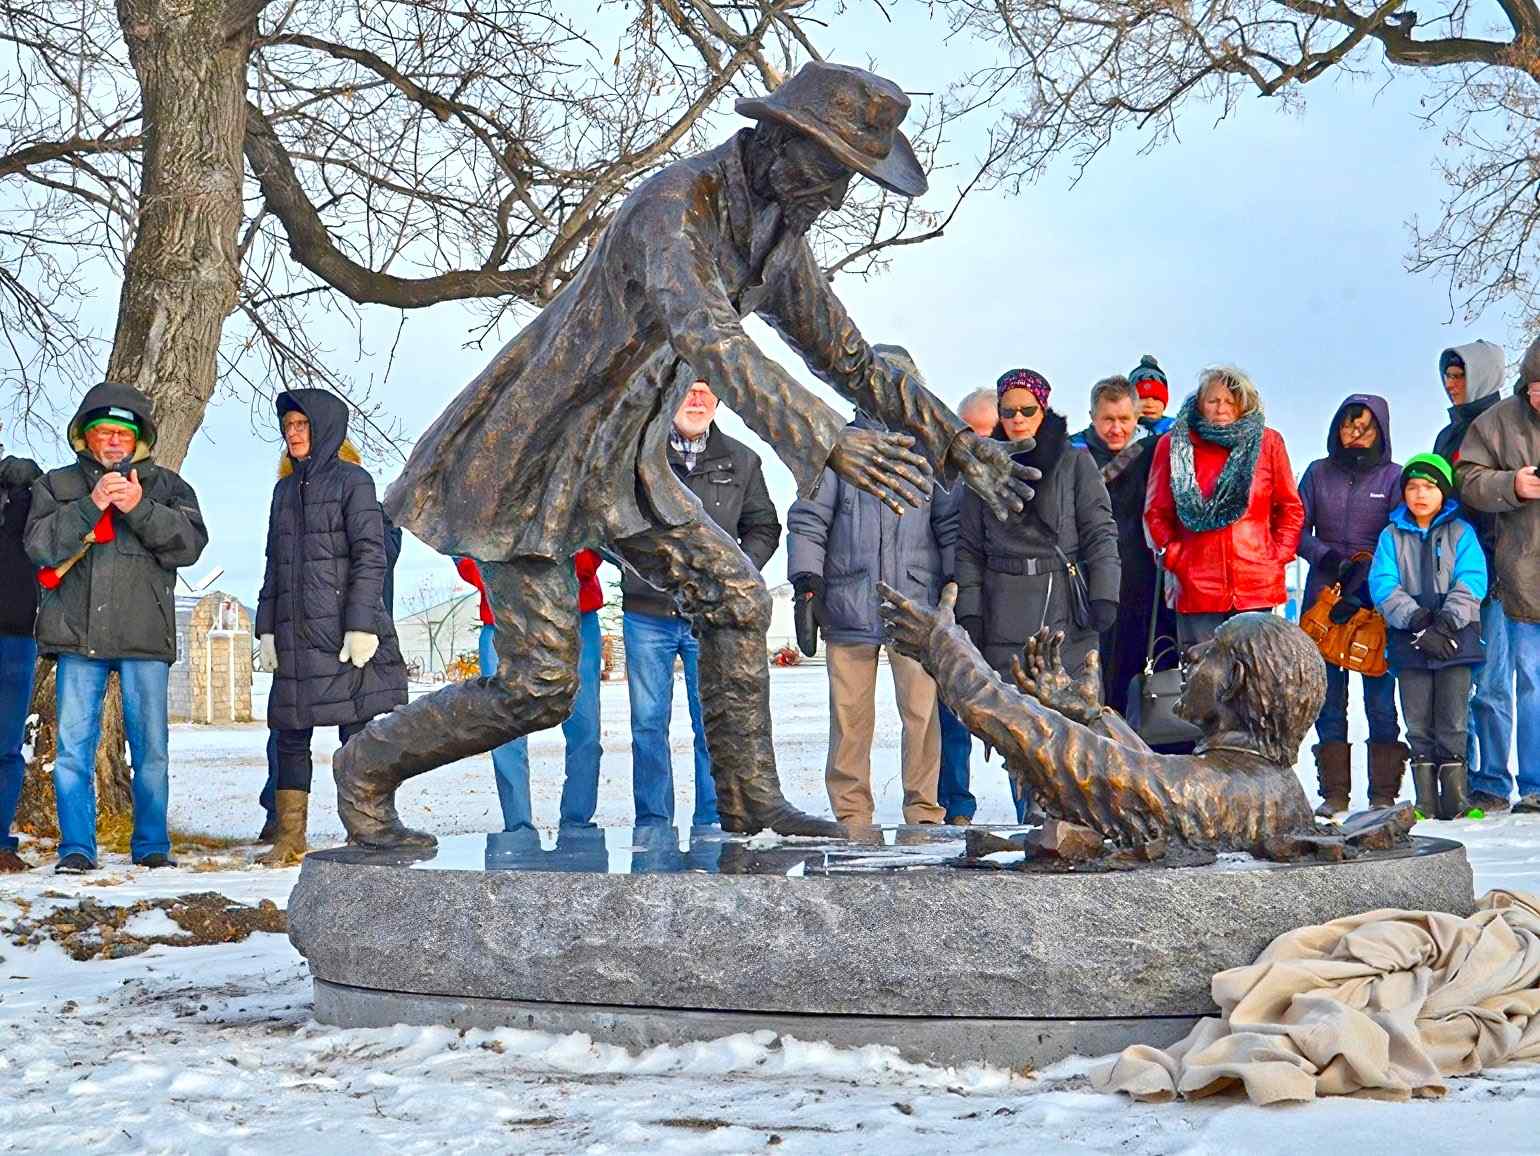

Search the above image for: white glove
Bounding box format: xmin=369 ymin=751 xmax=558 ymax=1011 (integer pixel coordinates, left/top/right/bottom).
xmin=259 ymin=634 xmax=278 ymax=672
xmin=339 ymin=630 xmax=379 ymax=669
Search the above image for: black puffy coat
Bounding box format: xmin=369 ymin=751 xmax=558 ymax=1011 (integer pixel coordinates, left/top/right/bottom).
xmin=257 ymin=389 xmax=407 ymax=731
xmin=955 ymin=412 xmax=1120 ymax=677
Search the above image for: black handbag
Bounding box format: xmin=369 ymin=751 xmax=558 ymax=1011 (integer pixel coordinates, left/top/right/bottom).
xmin=1125 ymin=565 xmax=1202 ymax=746
xmin=1053 ymin=544 xmax=1092 ymax=632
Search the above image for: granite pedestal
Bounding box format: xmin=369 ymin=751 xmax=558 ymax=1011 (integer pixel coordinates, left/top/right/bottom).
xmin=288 ymin=825 xmax=1474 ymax=1069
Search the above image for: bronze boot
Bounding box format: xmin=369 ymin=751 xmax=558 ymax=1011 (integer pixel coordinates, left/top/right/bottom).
xmin=1367 ymin=741 xmax=1410 ymax=809
xmin=257 ymin=790 xmax=310 ymax=867
xmin=1411 ymin=760 xmax=1439 ymax=820
xmin=1311 ymin=741 xmax=1352 ymax=818
xmin=1437 ymin=761 xmax=1473 ymax=821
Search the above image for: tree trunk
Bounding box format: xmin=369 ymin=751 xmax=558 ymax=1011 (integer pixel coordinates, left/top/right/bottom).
xmin=20 ymin=0 xmax=256 ymax=832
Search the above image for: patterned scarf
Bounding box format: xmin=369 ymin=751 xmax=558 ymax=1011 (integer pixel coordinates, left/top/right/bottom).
xmin=1168 ymin=393 xmax=1265 ymax=533
xmin=669 ymin=428 xmax=710 ymax=473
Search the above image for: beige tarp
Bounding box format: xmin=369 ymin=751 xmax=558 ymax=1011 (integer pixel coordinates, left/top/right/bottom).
xmin=1093 ymin=890 xmax=1540 ymax=1104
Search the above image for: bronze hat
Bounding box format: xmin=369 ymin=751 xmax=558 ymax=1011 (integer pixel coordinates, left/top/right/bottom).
xmin=735 ymin=62 xmax=928 ymax=198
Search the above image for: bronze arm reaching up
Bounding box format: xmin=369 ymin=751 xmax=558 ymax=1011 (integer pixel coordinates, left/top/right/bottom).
xmin=878 ymin=583 xmax=1322 ymax=853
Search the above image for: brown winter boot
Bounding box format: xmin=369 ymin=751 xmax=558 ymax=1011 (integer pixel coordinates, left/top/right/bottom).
xmin=1312 ymin=741 xmax=1352 ymax=819
xmin=1367 ymin=741 xmax=1410 ymax=809
xmin=257 ymin=790 xmax=310 ymax=866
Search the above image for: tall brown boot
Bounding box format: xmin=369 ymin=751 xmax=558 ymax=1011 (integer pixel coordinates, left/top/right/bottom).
xmin=257 ymin=790 xmax=310 ymax=866
xmin=1368 ymin=741 xmax=1410 ymax=808
xmin=1312 ymin=741 xmax=1352 ymax=818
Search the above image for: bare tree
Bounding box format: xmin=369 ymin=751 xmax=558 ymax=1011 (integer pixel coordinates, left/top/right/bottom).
xmin=2 ymin=0 xmax=995 ymax=830
xmin=934 ymin=0 xmax=1540 ymax=323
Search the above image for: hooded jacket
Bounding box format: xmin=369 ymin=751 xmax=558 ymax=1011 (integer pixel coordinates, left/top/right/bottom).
xmin=1295 ymin=394 xmax=1402 ymax=607
xmin=786 ymin=414 xmax=960 ymax=646
xmin=1368 ymin=499 xmax=1487 ymax=669
xmin=256 ymin=389 xmax=407 ymax=730
xmin=24 ymin=383 xmax=207 ymax=662
xmin=0 ymin=452 xmax=42 ymax=637
xmin=956 ymin=411 xmax=1120 ymax=676
xmin=1435 ymin=340 xmax=1506 ymax=571
xmin=1454 ymin=336 xmax=1540 ymax=623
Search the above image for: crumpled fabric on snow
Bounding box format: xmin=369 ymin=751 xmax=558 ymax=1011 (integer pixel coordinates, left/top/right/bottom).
xmin=1092 ymin=890 xmax=1540 ymax=1105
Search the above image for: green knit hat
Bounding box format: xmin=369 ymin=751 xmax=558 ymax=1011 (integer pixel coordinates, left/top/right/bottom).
xmin=1401 ymin=452 xmax=1454 ymax=500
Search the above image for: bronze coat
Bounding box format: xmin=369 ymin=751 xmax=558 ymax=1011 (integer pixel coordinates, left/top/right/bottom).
xmin=385 ymin=129 xmax=968 ymax=562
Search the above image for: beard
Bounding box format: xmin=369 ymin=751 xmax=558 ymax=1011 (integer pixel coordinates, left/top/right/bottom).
xmin=778 ymin=196 xmax=824 ymax=237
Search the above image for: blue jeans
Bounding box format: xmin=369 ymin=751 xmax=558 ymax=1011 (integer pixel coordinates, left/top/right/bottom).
xmin=936 ymin=702 xmax=976 ymax=821
xmin=487 ymin=612 xmax=603 ymax=831
xmin=53 ymin=654 xmax=170 ymax=864
xmin=1468 ymin=599 xmax=1517 ymax=798
xmin=1314 ymin=663 xmax=1399 ymax=745
xmin=1503 ymin=620 xmax=1540 ymax=798
xmin=0 ymin=635 xmax=38 ymax=852
xmin=623 ymin=611 xmax=716 ymax=827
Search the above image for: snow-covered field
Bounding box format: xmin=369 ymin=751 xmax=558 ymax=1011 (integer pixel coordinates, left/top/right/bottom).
xmin=3 ymin=667 xmax=1539 ymax=1154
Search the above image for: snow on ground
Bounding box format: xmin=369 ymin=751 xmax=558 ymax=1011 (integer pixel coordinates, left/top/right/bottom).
xmin=3 ymin=667 xmax=1540 ymax=1153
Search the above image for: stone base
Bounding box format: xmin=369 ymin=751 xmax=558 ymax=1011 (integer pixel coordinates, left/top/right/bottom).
xmin=289 ymin=825 xmax=1474 ymax=1068
xmin=313 ymin=979 xmax=1201 ymax=1070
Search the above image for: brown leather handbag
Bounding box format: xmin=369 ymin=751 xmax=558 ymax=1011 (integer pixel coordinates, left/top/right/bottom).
xmin=1299 ymin=553 xmax=1388 ymax=678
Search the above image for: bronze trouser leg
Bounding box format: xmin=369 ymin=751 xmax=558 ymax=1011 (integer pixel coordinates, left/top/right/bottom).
xmin=333 ymin=558 xmax=580 ymax=848
xmin=615 ymin=517 xmax=842 ymax=837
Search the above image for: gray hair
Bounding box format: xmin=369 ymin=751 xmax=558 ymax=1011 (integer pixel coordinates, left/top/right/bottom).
xmin=958 ymin=388 xmax=998 ymax=420
xmin=1089 ymin=375 xmax=1136 ymax=414
xmin=1196 ymin=365 xmax=1263 ymax=417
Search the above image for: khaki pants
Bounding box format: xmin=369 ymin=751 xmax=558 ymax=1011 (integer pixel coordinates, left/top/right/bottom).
xmin=824 ymin=642 xmax=944 ymax=825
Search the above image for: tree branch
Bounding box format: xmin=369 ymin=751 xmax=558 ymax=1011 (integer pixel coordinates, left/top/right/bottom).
xmin=0 ymin=134 xmax=142 ymax=179
xmin=221 ymin=0 xmax=280 ymax=39
xmin=243 ymin=102 xmax=542 ymax=307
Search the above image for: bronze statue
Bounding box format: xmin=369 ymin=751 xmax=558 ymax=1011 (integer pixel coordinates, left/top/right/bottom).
xmin=334 ymin=63 xmax=1037 ymax=847
xmin=878 ymin=584 xmax=1327 ymax=855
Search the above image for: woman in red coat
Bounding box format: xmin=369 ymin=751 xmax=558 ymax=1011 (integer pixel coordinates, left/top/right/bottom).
xmin=1145 ymin=366 xmax=1305 ymax=652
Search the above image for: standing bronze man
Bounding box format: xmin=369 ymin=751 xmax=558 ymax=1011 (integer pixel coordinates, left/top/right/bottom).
xmin=336 ymin=63 xmax=1035 ymax=846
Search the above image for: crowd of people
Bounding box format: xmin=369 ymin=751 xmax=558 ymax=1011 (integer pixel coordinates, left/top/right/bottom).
xmin=2 ymin=331 xmax=1539 ymax=873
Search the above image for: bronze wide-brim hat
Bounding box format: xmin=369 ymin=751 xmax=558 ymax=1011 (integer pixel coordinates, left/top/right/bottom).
xmin=736 ymin=62 xmax=928 ymax=198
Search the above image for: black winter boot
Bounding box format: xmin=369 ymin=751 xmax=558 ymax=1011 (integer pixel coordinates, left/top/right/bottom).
xmin=1437 ymin=761 xmax=1473 ymax=821
xmin=1411 ymin=761 xmax=1439 ymax=820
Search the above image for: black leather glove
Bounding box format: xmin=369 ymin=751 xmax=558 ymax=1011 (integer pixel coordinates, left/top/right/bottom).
xmin=1413 ymin=627 xmax=1459 ymax=662
xmin=1328 ymin=595 xmax=1363 ymax=625
xmin=1337 ymin=556 xmax=1371 ymax=594
xmin=1321 ymin=549 xmax=1347 ymax=578
xmin=1406 ymin=607 xmax=1434 ymax=634
xmin=1433 ymin=608 xmax=1463 ymax=636
xmin=958 ymin=616 xmax=985 ymax=651
xmin=792 ymin=573 xmax=823 ymax=657
xmin=1089 ymin=599 xmax=1117 ymax=633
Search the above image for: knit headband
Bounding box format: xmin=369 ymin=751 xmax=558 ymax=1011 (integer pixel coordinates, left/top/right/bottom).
xmin=996 ymin=368 xmax=1051 ymax=407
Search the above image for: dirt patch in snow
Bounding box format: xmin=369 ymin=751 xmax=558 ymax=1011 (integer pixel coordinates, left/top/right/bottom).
xmin=3 ymin=891 xmax=286 ymax=960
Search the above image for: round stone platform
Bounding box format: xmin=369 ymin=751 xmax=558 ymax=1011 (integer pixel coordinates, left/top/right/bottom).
xmin=288 ymin=825 xmax=1474 ymax=1069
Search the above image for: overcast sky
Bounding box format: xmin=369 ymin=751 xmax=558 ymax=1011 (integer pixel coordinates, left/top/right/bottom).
xmin=4 ymin=12 xmax=1517 ymax=611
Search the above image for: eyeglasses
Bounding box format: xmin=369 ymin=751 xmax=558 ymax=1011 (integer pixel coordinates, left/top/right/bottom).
xmin=1000 ymin=405 xmax=1039 ymax=420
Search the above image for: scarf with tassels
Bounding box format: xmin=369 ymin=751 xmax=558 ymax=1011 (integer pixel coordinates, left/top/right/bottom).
xmin=1169 ymin=393 xmax=1265 ymax=533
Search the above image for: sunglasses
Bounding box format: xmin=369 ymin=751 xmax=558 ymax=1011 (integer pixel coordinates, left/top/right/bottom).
xmin=1000 ymin=405 xmax=1040 ymax=420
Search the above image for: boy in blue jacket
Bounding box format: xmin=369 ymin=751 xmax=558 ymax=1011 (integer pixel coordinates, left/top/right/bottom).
xmin=1369 ymin=453 xmax=1488 ymax=820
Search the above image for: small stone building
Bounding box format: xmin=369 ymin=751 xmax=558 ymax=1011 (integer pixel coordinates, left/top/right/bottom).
xmin=169 ymin=591 xmax=254 ymax=723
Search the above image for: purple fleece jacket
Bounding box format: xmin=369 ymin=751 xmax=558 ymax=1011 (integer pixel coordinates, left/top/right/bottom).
xmin=1296 ymin=393 xmax=1402 ymax=606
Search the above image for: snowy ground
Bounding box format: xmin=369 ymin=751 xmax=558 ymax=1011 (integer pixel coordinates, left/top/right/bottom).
xmin=3 ymin=668 xmax=1540 ymax=1153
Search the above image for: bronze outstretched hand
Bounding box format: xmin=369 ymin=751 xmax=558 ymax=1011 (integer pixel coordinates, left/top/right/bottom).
xmin=877 ymin=580 xmax=955 ymax=661
xmin=947 ymin=430 xmax=1039 ymax=521
xmin=828 ymin=425 xmax=935 ymax=514
xmin=1011 ymin=628 xmax=1104 ymax=726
